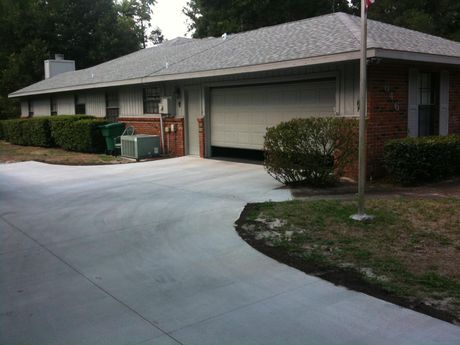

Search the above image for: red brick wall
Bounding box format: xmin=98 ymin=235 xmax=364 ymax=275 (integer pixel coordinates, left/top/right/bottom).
xmin=341 ymin=118 xmax=359 ymax=180
xmin=449 ymin=70 xmax=460 ymax=134
xmin=365 ymin=64 xmax=460 ymax=178
xmin=197 ymin=117 xmax=205 ymax=158
xmin=118 ymin=117 xmax=185 ymax=157
xmin=366 ymin=63 xmax=409 ymax=178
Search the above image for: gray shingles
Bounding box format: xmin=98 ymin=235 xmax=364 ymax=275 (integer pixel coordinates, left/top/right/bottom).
xmin=10 ymin=13 xmax=460 ymax=97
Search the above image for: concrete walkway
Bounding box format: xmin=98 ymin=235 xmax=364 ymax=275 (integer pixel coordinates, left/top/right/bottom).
xmin=1 ymin=157 xmax=459 ymax=345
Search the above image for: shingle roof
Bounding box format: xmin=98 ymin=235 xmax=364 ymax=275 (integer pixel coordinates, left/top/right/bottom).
xmin=10 ymin=12 xmax=460 ymax=97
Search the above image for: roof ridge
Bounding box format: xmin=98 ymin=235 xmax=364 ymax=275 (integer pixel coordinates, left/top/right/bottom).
xmin=145 ymin=36 xmax=234 ymax=77
xmin=367 ymin=17 xmax=460 ymax=47
xmin=205 ymin=12 xmax=340 ymax=39
xmin=335 ymin=12 xmax=378 ymax=48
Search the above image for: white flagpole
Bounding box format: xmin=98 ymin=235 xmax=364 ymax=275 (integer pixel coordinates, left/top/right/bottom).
xmin=351 ymin=0 xmax=373 ymax=221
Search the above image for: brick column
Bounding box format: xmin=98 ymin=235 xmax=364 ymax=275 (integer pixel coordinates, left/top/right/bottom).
xmin=197 ymin=117 xmax=205 ymax=158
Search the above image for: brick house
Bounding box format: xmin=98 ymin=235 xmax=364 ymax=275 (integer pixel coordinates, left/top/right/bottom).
xmin=9 ymin=13 xmax=460 ymax=179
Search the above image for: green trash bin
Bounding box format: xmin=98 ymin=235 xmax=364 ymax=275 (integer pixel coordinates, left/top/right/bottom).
xmin=99 ymin=122 xmax=126 ymax=155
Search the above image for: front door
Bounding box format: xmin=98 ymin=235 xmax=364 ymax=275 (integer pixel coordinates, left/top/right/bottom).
xmin=186 ymin=87 xmax=201 ymax=155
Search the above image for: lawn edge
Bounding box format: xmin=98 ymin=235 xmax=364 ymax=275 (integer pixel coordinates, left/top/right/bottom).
xmin=235 ymin=202 xmax=459 ymax=326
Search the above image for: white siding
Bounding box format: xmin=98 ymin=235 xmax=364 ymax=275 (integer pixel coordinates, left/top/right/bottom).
xmin=86 ymin=91 xmax=105 ymax=117
xmin=20 ymin=101 xmax=29 ymax=117
xmin=407 ymin=69 xmax=419 ymax=137
xmin=57 ymin=94 xmax=75 ymax=115
xmin=439 ymin=70 xmax=449 ymax=135
xmin=340 ymin=62 xmax=359 ymax=116
xmin=16 ymin=61 xmax=359 ymax=121
xmin=34 ymin=97 xmax=50 ymax=116
xmin=119 ymin=86 xmax=143 ymax=116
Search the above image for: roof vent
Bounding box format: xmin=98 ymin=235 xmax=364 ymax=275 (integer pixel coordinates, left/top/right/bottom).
xmin=222 ymin=33 xmax=227 ymax=40
xmin=54 ymin=54 xmax=65 ymax=60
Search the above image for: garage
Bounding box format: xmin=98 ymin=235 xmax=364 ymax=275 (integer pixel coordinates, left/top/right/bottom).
xmin=210 ymin=78 xmax=337 ymax=156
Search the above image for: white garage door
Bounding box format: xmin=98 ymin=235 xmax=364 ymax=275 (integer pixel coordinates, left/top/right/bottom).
xmin=210 ymin=79 xmax=336 ymax=150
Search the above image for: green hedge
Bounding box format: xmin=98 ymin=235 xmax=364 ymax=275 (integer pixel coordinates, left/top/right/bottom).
xmin=384 ymin=135 xmax=460 ymax=185
xmin=23 ymin=117 xmax=53 ymax=147
xmin=3 ymin=119 xmax=35 ymax=145
xmin=264 ymin=117 xmax=358 ymax=186
xmin=1 ymin=115 xmax=108 ymax=153
xmin=49 ymin=115 xmax=95 ymax=148
xmin=51 ymin=119 xmax=108 ymax=153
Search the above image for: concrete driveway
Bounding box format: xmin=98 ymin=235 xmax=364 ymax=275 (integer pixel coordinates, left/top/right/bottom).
xmin=1 ymin=157 xmax=459 ymax=345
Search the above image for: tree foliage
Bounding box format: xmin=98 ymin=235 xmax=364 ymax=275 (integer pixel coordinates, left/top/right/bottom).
xmin=185 ymin=0 xmax=460 ymax=42
xmin=0 ymin=0 xmax=158 ymax=119
xmin=117 ymin=0 xmax=157 ymax=48
xmin=184 ymin=0 xmax=351 ymax=38
xmin=149 ymin=27 xmax=165 ymax=45
xmin=364 ymin=0 xmax=460 ymax=42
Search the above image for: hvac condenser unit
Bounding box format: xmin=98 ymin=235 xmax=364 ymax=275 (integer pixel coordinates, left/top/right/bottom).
xmin=121 ymin=135 xmax=160 ymax=160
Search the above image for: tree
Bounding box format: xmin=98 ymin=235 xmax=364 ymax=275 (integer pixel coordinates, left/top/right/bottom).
xmin=118 ymin=0 xmax=157 ymax=48
xmin=0 ymin=0 xmax=157 ymax=119
xmin=184 ymin=0 xmax=352 ymax=38
xmin=185 ymin=0 xmax=460 ymax=42
xmin=349 ymin=0 xmax=460 ymax=42
xmin=149 ymin=27 xmax=165 ymax=45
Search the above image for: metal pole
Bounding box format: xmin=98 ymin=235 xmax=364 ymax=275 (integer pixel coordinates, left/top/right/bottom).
xmin=351 ymin=0 xmax=373 ymax=221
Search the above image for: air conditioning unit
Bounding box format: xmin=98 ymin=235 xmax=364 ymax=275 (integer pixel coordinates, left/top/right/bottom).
xmin=121 ymin=135 xmax=160 ymax=160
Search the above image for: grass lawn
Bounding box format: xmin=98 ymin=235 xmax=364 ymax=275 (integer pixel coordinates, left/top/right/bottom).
xmin=237 ymin=197 xmax=460 ymax=324
xmin=0 ymin=140 xmax=131 ymax=165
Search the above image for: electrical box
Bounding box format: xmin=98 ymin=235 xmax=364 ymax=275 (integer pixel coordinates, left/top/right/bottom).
xmin=159 ymin=97 xmax=174 ymax=115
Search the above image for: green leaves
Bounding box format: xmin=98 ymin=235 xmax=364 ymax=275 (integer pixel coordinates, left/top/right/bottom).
xmin=0 ymin=0 xmax=155 ymax=119
xmin=184 ymin=0 xmax=352 ymax=38
xmin=384 ymin=135 xmax=460 ymax=185
xmin=1 ymin=115 xmax=107 ymax=153
xmin=263 ymin=117 xmax=358 ymax=186
xmin=49 ymin=116 xmax=107 ymax=153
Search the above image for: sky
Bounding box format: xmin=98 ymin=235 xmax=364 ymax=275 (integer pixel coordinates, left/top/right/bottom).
xmin=151 ymin=0 xmax=191 ymax=40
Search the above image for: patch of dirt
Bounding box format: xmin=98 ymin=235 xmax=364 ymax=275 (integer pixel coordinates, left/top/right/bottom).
xmin=0 ymin=141 xmax=169 ymax=165
xmin=235 ymin=203 xmax=460 ymax=326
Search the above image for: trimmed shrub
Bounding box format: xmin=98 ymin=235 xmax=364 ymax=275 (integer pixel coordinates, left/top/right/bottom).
xmin=1 ymin=115 xmax=102 ymax=152
xmin=264 ymin=117 xmax=358 ymax=186
xmin=52 ymin=119 xmax=108 ymax=153
xmin=384 ymin=135 xmax=460 ymax=185
xmin=21 ymin=117 xmax=53 ymax=147
xmin=2 ymin=119 xmax=28 ymax=145
xmin=49 ymin=115 xmax=95 ymax=148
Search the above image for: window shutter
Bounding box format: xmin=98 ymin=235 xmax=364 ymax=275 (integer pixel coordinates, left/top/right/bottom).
xmin=439 ymin=70 xmax=449 ymax=136
xmin=407 ymin=68 xmax=419 ymax=137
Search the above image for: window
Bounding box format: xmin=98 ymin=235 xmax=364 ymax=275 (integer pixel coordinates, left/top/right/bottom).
xmin=28 ymin=100 xmax=34 ymax=117
xmin=50 ymin=96 xmax=57 ymax=115
xmin=106 ymin=91 xmax=119 ymax=121
xmin=143 ymin=87 xmax=161 ymax=114
xmin=419 ymin=73 xmax=437 ymax=105
xmin=75 ymin=94 xmax=86 ymax=115
xmin=418 ymin=72 xmax=439 ymax=137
